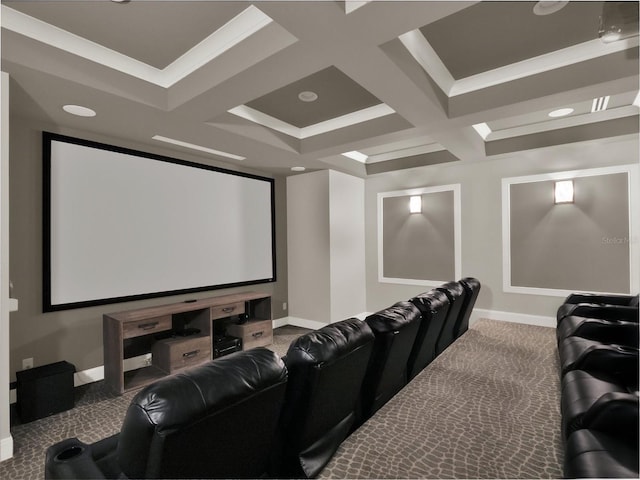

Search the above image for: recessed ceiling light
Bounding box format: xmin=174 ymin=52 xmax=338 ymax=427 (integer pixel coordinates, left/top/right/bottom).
xmin=341 ymin=151 xmax=368 ymax=163
xmin=298 ymin=91 xmax=318 ymax=102
xmin=152 ymin=135 xmax=245 ymax=160
xmin=62 ymin=104 xmax=96 ymax=117
xmin=533 ymin=1 xmax=568 ymax=16
xmin=591 ymin=96 xmax=610 ymax=113
xmin=548 ymin=108 xmax=574 ymax=118
xmin=291 ymin=166 xmax=306 ymax=172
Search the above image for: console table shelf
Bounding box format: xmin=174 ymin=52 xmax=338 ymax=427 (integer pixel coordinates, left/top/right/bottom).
xmin=104 ymin=292 xmax=272 ymax=394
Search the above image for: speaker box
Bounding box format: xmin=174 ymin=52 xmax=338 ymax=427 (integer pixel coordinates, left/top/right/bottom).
xmin=16 ymin=361 xmax=76 ymax=423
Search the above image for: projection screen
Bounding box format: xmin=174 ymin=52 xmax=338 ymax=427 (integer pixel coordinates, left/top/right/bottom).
xmin=43 ymin=132 xmax=275 ymax=312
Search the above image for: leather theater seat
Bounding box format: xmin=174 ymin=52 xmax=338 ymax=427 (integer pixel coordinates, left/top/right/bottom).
xmin=557 ymin=303 xmax=639 ymax=325
xmin=564 ymin=428 xmax=639 ymax=478
xmin=563 ymin=387 xmax=639 ymax=478
xmin=561 ymin=369 xmax=639 ymax=439
xmin=408 ymin=289 xmax=450 ymax=380
xmin=360 ymin=301 xmax=422 ymax=422
xmin=278 ymin=318 xmax=374 ymax=479
xmin=558 ymin=336 xmax=639 ymax=377
xmin=557 ymin=315 xmax=639 ymax=345
xmin=434 ymin=281 xmax=467 ymax=355
xmin=45 ymin=348 xmax=288 ymax=479
xmin=456 ymin=277 xmax=481 ymax=339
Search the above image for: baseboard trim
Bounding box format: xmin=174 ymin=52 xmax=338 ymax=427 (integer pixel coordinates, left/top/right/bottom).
xmin=471 ymin=308 xmax=555 ymax=328
xmin=0 ymin=434 xmax=13 ymax=461
xmin=284 ymin=316 xmax=332 ymax=330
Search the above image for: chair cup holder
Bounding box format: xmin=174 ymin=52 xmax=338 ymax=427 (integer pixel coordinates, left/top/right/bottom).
xmin=55 ymin=445 xmax=84 ymax=462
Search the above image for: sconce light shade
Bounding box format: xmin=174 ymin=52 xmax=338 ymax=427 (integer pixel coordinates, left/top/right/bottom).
xmin=409 ymin=195 xmax=422 ymax=213
xmin=554 ymin=180 xmax=574 ymax=204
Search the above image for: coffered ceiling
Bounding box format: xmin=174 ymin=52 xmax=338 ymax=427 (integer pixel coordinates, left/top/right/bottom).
xmin=1 ymin=1 xmax=638 ymax=177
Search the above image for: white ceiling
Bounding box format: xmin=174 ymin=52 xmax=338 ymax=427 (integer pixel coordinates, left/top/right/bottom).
xmin=1 ymin=0 xmax=638 ymax=177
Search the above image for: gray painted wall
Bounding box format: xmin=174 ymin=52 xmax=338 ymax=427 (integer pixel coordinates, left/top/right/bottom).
xmin=365 ymin=135 xmax=639 ymax=317
xmin=382 ymin=190 xmax=455 ymax=281
xmin=510 ymin=173 xmax=630 ymax=293
xmin=8 ymin=116 xmax=289 ymax=381
xmin=286 ymin=170 xmax=331 ymax=322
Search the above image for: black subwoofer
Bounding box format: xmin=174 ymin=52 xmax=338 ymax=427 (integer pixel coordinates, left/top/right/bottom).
xmin=16 ymin=361 xmax=76 ymax=423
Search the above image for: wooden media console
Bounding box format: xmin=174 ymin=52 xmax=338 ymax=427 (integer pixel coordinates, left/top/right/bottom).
xmin=103 ymin=292 xmax=272 ymax=394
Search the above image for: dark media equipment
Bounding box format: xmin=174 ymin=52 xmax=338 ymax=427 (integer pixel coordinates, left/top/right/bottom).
xmin=16 ymin=361 xmax=76 ymax=423
xmin=213 ymin=336 xmax=242 ymax=358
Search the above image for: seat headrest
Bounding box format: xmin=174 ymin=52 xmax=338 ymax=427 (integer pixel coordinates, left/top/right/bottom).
xmin=437 ymin=281 xmax=465 ymax=299
xmin=285 ymin=317 xmax=374 ymax=366
xmin=366 ymin=301 xmax=421 ymax=333
xmin=129 ymin=348 xmax=287 ymax=433
xmin=631 ymin=295 xmax=639 ymax=307
xmin=460 ymin=277 xmax=481 ymax=292
xmin=411 ymin=289 xmax=450 ymax=314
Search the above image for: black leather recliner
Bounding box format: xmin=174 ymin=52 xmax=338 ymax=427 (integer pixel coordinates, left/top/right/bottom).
xmin=563 ymin=391 xmax=639 ymax=478
xmin=558 ymin=336 xmax=639 ymax=378
xmin=556 ymin=315 xmax=639 ymax=345
xmin=434 ymin=281 xmax=467 ymax=355
xmin=557 ymin=303 xmax=639 ymax=326
xmin=45 ymin=348 xmax=288 ymax=479
xmin=456 ymin=277 xmax=481 ymax=339
xmin=278 ymin=318 xmax=375 ymax=479
xmin=408 ymin=289 xmax=450 ymax=380
xmin=561 ymin=369 xmax=639 ymax=439
xmin=360 ymin=301 xmax=422 ymax=422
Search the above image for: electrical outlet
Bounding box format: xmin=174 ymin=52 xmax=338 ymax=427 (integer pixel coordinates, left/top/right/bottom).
xmin=22 ymin=358 xmax=33 ymax=370
xmin=282 ymin=302 xmax=287 ymax=311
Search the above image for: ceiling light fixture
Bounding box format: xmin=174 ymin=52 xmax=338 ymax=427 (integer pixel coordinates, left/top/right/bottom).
xmin=62 ymin=104 xmax=96 ymax=117
xmin=554 ymin=180 xmax=574 ymax=204
xmin=548 ymin=108 xmax=574 ymax=118
xmin=291 ymin=166 xmax=306 ymax=172
xmin=591 ymin=96 xmax=611 ymax=113
xmin=298 ymin=91 xmax=318 ymax=102
xmin=598 ymin=1 xmax=639 ymax=43
xmin=341 ymin=151 xmax=368 ymax=163
xmin=533 ymin=1 xmax=569 ymax=16
xmin=152 ymin=135 xmax=245 ymax=161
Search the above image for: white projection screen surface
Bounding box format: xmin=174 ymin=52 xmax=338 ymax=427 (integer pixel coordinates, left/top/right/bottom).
xmin=43 ymin=133 xmax=275 ymax=311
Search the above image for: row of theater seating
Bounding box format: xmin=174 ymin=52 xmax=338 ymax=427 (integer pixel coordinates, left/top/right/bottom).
xmin=556 ymin=293 xmax=639 ymax=479
xmin=45 ymin=278 xmax=481 ymax=480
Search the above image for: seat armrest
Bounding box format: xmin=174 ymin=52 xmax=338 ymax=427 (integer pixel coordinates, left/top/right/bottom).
xmin=581 ymin=392 xmax=639 ymax=443
xmin=45 ymin=438 xmax=107 ymax=480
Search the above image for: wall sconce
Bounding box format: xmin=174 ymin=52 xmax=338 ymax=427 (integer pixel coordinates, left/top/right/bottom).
xmin=554 ymin=180 xmax=574 ymax=204
xmin=409 ymin=195 xmax=422 ymax=213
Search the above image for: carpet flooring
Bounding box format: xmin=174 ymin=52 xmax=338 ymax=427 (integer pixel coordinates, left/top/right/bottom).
xmin=0 ymin=320 xmax=562 ymax=479
xmin=320 ymin=319 xmax=563 ymax=479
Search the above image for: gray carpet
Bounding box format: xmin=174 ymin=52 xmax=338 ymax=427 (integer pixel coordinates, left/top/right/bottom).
xmin=320 ymin=319 xmax=563 ymax=479
xmin=0 ymin=321 xmax=562 ymax=479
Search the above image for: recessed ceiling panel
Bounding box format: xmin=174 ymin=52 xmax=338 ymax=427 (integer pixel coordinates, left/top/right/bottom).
xmin=3 ymin=0 xmax=251 ymax=69
xmin=245 ymin=66 xmax=381 ymax=128
xmin=419 ymin=1 xmax=603 ymax=79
